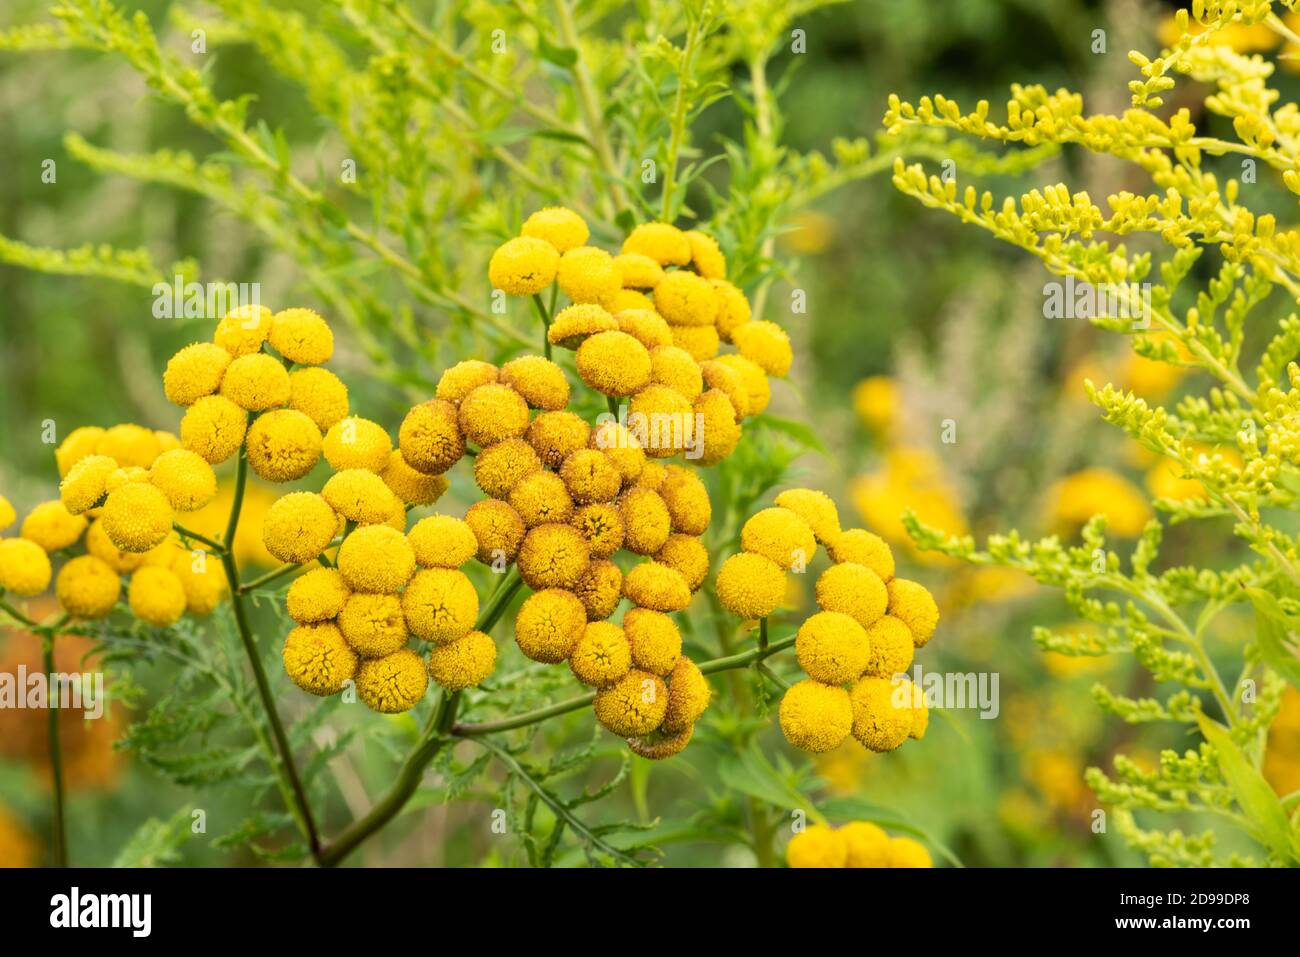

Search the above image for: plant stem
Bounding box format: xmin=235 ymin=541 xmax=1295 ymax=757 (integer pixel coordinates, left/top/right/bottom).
xmin=660 ymin=14 xmax=704 ymax=221
xmin=532 ymin=293 xmax=553 ymax=359
xmin=173 ymin=524 xmax=226 ymax=555
xmin=42 ymin=633 xmax=68 ymax=867
xmin=554 ymin=0 xmax=627 ymax=214
xmin=0 ymin=597 xmax=39 ymax=629
xmin=238 ymin=562 xmax=301 ymax=595
xmin=223 ymin=451 xmax=247 ymax=549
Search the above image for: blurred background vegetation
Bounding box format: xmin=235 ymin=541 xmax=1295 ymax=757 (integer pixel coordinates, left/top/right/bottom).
xmin=3 ymin=0 xmax=1299 ymax=867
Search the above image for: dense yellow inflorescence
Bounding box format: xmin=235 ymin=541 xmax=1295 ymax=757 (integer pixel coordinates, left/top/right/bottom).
xmin=785 ymin=820 xmax=933 ymax=868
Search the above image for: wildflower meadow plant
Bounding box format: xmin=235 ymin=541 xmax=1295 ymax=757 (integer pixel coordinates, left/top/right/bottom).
xmin=0 ymin=0 xmax=974 ymax=868
xmin=887 ymin=0 xmax=1300 ymax=866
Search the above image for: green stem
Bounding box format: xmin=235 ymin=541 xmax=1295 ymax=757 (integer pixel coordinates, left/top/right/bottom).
xmin=42 ymin=633 xmax=68 ymax=867
xmin=223 ymin=451 xmax=247 ymax=549
xmin=238 ymin=562 xmax=301 ymax=595
xmin=0 ymin=597 xmax=39 ymax=629
xmin=532 ymin=293 xmax=553 ymax=359
xmin=173 ymin=524 xmax=226 ymax=555
xmin=660 ymin=14 xmax=704 ymax=221
xmin=606 ymin=395 xmax=620 ymax=418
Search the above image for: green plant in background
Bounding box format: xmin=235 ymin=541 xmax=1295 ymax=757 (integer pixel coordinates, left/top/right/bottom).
xmin=888 ymin=0 xmax=1300 ymax=866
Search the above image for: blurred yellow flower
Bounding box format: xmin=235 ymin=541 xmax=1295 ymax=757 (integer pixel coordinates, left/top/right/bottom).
xmin=852 ymin=376 xmax=898 ymax=438
xmin=1026 ymin=748 xmax=1087 ymax=814
xmin=182 ymin=480 xmax=279 ymax=568
xmin=814 ymin=741 xmax=872 ymax=795
xmin=1120 ymin=352 xmax=1185 ymax=400
xmin=1157 ymin=14 xmax=1279 ymax=52
xmin=1264 ymin=687 xmax=1300 ymax=796
xmin=1044 ymin=468 xmax=1151 ymax=537
xmin=780 ymin=211 xmax=835 ymax=255
xmin=851 ymin=447 xmax=967 ymax=560
xmin=1145 ymin=445 xmax=1242 ymax=503
xmin=948 ymin=565 xmax=1037 ymax=609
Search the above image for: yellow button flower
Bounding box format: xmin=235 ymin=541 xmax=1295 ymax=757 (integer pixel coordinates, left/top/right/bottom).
xmin=654 ymin=270 xmax=718 ymax=326
xmin=214 ymin=303 xmax=272 ymax=357
xmin=287 ymin=567 xmax=350 ymax=623
xmin=654 ymin=533 xmax=709 ymax=591
xmin=316 ymin=417 xmax=387 ymax=475
xmin=816 ymin=562 xmax=887 ymax=628
xmin=560 ymin=448 xmax=622 ymax=505
xmin=55 ymin=425 xmax=106 ymax=477
xmin=398 ymin=399 xmax=465 ymax=476
xmin=427 ymin=629 xmax=497 ymax=690
xmin=356 ymin=648 xmax=428 ymax=712
xmin=658 ymin=466 xmax=711 ymax=535
xmin=22 ymin=500 xmax=88 ymax=551
xmin=180 ymin=394 xmax=248 ymax=464
xmin=862 ymin=615 xmax=914 ymax=678
xmin=886 ymin=578 xmax=939 ymax=647
xmin=269 ymin=307 xmax=333 ymax=365
xmin=694 ymin=390 xmax=741 ymax=465
xmin=0 ymin=538 xmax=52 ymax=595
xmin=283 ymin=622 xmax=358 ymax=696
xmin=339 ymin=592 xmax=409 ymax=658
xmin=163 ymin=342 xmax=231 ymax=406
xmin=840 ymin=821 xmax=890 ymax=868
xmin=576 ymin=330 xmax=652 ymax=397
xmin=474 ymin=438 xmax=543 ymax=498
xmin=56 ymin=555 xmax=121 ymax=619
xmin=517 ymin=523 xmax=589 ymax=590
xmin=436 ymin=359 xmax=499 ymax=404
xmin=86 ymin=518 xmax=147 ymax=574
xmin=220 ymin=352 xmax=292 ymax=410
xmin=380 ymin=450 xmax=449 ymax=507
xmin=796 ymin=611 xmax=870 ymax=685
xmin=169 ymin=547 xmax=227 ymax=614
xmin=660 ymin=655 xmax=710 ymax=733
xmin=508 ymin=471 xmax=574 ymax=527
xmin=322 ymin=468 xmax=400 ymax=524
xmin=515 ymin=588 xmax=587 ymax=663
xmin=715 ymin=552 xmax=785 ymax=619
xmin=570 ymin=621 xmax=632 ymax=687
xmin=128 ymin=566 xmax=187 ymax=627
xmin=458 ymin=383 xmax=531 ymax=448
xmin=849 ymin=676 xmax=912 ymax=752
xmin=289 ymin=367 xmax=349 ymax=431
xmin=262 ymin=491 xmax=339 ymax=564
xmin=500 ymin=355 xmax=570 ymax=411
xmin=571 ymin=502 xmax=625 ymax=559
xmin=101 ymin=483 xmax=173 ymax=553
xmin=780 ymin=679 xmax=852 ymax=753
xmin=888 ymin=836 xmax=933 ymax=868
xmin=685 ymin=230 xmax=726 ymax=279
xmin=786 ymin=824 xmax=847 ymax=868
xmin=149 ymin=449 xmax=218 ymax=511
xmin=402 ymin=567 xmax=478 ymax=644
xmin=669 ymin=323 xmax=720 ymax=362
xmin=574 ymin=559 xmax=623 ymax=621
xmin=649 ymin=346 xmax=703 ymax=400
xmin=465 ymin=499 xmax=526 ymax=564
xmin=826 ymin=528 xmax=895 ymax=581
xmin=741 ymin=506 xmax=816 ymax=571
xmin=521 ymin=206 xmax=589 ymax=253
xmin=711 ymin=279 xmax=752 ymax=343
xmin=623 ymin=607 xmax=681 ymax=675
xmin=0 ymin=496 xmax=14 ymax=532
xmin=489 ymin=236 xmax=560 ymax=295
xmin=732 ymin=320 xmax=793 ymax=377
xmin=699 ymin=359 xmax=750 ymax=417
xmin=622 ymin=561 xmax=691 ymax=612
xmin=619 ymin=487 xmax=671 ymax=555
xmin=526 ymin=411 xmax=590 ymax=469
xmin=616 ymin=308 xmax=673 ymax=349
xmin=594 ymin=668 xmax=668 ymax=735
xmin=337 ymin=524 xmax=416 ymax=594
xmin=408 ymin=514 xmax=478 ymax=569
xmin=590 ymin=421 xmax=646 ymax=484
xmin=621 ymin=222 xmax=690 ymax=266
xmin=773 ymin=488 xmax=840 ymax=544
xmin=629 ymin=384 xmax=694 ymax=458
xmin=548 ymin=303 xmax=618 ymax=349
xmin=713 ymin=354 xmax=769 ymax=414
xmin=557 ymin=245 xmax=621 ymax=304
xmin=97 ymin=423 xmax=163 ymax=469
xmin=612 ymin=252 xmax=665 ymax=288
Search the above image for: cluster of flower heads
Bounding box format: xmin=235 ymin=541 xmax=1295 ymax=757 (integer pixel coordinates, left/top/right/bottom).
xmin=0 ymin=421 xmax=226 ymax=627
xmin=713 ymin=488 xmax=939 ymax=754
xmin=786 ymin=820 xmax=932 ymax=869
xmin=489 ymin=207 xmax=792 ymax=466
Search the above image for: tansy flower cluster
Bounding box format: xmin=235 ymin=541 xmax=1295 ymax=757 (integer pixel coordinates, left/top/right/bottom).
xmin=490 ymin=207 xmax=792 ymax=467
xmin=0 ymin=423 xmax=227 ymax=627
xmin=714 ymin=487 xmax=939 ymax=754
xmin=786 ymin=820 xmax=933 ymax=868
